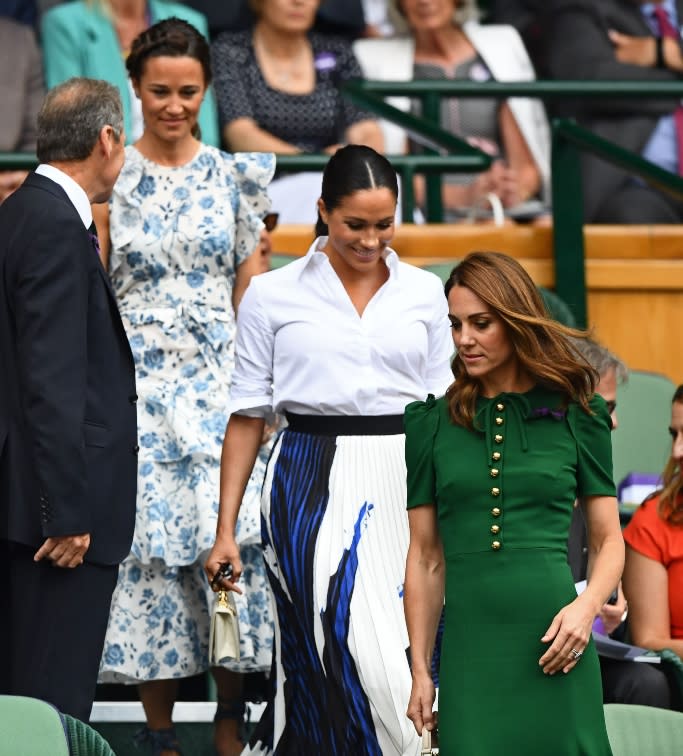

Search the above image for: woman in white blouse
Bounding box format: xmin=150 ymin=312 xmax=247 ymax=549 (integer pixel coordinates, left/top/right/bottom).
xmin=205 ymin=145 xmax=452 ymax=756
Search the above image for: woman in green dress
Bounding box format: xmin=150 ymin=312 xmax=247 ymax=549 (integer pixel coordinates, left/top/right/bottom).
xmin=403 ymin=251 xmax=625 ymax=755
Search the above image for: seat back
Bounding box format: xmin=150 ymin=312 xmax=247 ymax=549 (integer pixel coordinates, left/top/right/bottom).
xmin=0 ymin=695 xmax=70 ymax=756
xmin=611 ymin=370 xmax=675 ymax=488
xmin=62 ymin=714 xmax=115 ymax=756
xmin=604 ymin=703 xmax=683 ymax=755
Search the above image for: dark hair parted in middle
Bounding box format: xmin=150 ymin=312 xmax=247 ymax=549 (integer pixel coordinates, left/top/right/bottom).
xmin=126 ymin=17 xmax=212 ymax=86
xmin=444 ymin=251 xmax=599 ymax=428
xmin=316 ymin=145 xmax=399 ymax=237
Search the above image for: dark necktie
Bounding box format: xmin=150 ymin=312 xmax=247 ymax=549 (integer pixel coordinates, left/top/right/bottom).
xmin=652 ymin=6 xmax=683 ymax=174
xmin=88 ymin=221 xmax=101 ymax=258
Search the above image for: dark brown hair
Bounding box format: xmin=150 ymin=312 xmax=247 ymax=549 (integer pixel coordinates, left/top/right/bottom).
xmin=658 ymin=384 xmax=683 ymax=524
xmin=126 ymin=17 xmax=212 ymax=86
xmin=444 ymin=251 xmax=598 ymax=428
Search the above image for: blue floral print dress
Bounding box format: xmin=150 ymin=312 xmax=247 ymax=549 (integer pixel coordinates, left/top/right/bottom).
xmin=99 ymin=145 xmax=275 ymax=682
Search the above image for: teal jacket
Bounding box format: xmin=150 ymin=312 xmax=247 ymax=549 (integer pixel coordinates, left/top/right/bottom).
xmin=41 ymin=0 xmax=220 ymax=147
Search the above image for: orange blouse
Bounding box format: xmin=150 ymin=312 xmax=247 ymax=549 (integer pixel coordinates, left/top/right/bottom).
xmin=623 ymin=494 xmax=683 ymax=639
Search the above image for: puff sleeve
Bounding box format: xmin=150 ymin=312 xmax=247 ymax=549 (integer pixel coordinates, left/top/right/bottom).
xmin=404 ymin=395 xmax=441 ymax=509
xmin=568 ymin=394 xmax=616 ymax=499
xmin=227 ymin=151 xmax=276 ymax=269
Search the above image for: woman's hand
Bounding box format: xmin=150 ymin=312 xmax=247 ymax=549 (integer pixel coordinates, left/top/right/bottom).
xmin=539 ymin=594 xmax=597 ymax=675
xmin=406 ymin=669 xmax=437 ymax=736
xmin=204 ymin=534 xmax=243 ymax=594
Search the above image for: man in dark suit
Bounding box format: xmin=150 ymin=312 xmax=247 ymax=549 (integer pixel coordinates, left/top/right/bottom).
xmin=0 ymin=77 xmax=137 ymax=721
xmin=546 ymin=0 xmax=683 ymax=223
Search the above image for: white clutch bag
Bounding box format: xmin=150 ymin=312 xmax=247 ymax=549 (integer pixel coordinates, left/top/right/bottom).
xmin=209 ymin=590 xmax=240 ymax=664
xmin=421 ymin=719 xmax=439 ymax=756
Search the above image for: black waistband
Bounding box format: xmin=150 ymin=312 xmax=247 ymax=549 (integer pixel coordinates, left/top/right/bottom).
xmin=284 ymin=412 xmax=404 ymax=437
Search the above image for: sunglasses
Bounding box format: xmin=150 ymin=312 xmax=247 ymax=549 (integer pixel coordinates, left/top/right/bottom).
xmin=605 ymin=400 xmax=617 ymax=414
xmin=263 ymin=212 xmax=279 ymax=232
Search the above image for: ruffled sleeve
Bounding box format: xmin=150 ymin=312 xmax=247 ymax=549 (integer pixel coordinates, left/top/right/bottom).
xmin=225 ymin=151 xmax=276 ymax=269
xmin=567 ymin=394 xmax=616 ymax=498
xmin=404 ymin=395 xmax=441 ymax=509
xmin=107 ymin=145 xmax=145 ymax=278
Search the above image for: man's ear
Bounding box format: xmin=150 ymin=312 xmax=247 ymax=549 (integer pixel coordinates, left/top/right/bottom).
xmin=98 ymin=125 xmax=119 ymax=158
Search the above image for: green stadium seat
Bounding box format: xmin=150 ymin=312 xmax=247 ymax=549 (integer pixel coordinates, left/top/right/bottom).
xmin=604 ymin=703 xmax=683 ymax=755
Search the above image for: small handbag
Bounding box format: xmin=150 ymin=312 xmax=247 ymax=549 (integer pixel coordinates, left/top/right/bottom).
xmin=209 ymin=590 xmax=240 ymax=664
xmin=421 ymin=729 xmax=439 ymax=755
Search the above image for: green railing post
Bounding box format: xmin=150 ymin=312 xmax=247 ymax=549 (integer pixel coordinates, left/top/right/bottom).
xmin=399 ymin=164 xmax=416 ymax=222
xmin=551 ymin=121 xmax=587 ymax=328
xmin=422 ymin=90 xmax=444 ymax=223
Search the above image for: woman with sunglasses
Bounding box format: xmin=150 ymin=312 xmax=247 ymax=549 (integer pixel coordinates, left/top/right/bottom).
xmin=92 ymin=19 xmax=275 ymax=756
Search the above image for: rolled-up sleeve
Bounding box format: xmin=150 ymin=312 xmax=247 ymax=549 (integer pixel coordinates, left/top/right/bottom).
xmin=229 ymin=278 xmax=274 ymax=416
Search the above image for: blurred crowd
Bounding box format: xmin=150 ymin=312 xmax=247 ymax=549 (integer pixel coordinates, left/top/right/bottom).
xmin=3 ymin=0 xmax=683 ymax=222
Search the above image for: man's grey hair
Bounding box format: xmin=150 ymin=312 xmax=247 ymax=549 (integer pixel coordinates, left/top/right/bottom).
xmin=570 ymin=337 xmax=628 ymax=383
xmin=36 ymin=77 xmax=123 ymax=163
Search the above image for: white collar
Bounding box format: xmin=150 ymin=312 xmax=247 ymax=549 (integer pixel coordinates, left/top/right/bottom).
xmin=302 ymin=235 xmax=400 ymax=278
xmin=35 ymin=164 xmax=93 ymax=229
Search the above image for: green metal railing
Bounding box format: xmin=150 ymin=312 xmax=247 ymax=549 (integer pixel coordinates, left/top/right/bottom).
xmin=4 ymin=80 xmax=683 ymax=325
xmin=340 ymin=79 xmax=683 ymax=326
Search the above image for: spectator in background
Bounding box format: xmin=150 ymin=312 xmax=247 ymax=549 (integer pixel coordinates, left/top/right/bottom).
xmin=0 ymin=16 xmax=44 ymax=203
xmin=40 ymin=0 xmax=219 ymax=145
xmin=487 ymin=0 xmax=550 ymax=76
xmin=355 ymin=0 xmax=550 ymax=222
xmin=211 ymin=0 xmax=383 ymax=155
xmin=93 ymin=19 xmax=275 ymax=756
xmin=567 ymin=338 xmax=673 ymax=709
xmin=211 ymin=0 xmax=383 ymax=223
xmin=623 ymin=384 xmax=683 ymax=700
xmin=183 ymin=0 xmax=372 ymax=39
xmin=546 ymin=0 xmax=683 ymax=223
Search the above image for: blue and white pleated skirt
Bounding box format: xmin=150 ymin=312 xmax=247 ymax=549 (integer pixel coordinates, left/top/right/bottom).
xmin=244 ymin=423 xmax=420 ymax=756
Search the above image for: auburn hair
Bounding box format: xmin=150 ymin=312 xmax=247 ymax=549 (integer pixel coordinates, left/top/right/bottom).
xmin=444 ymin=251 xmax=598 ymax=428
xmin=658 ymin=385 xmax=683 ymax=524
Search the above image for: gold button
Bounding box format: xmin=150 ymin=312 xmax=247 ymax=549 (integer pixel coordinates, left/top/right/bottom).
xmin=491 ymin=524 xmax=500 ymax=534
xmin=490 ymin=468 xmax=499 ymax=478
xmin=492 ymin=451 xmax=501 ymax=461
xmin=494 ymin=434 xmax=503 ymax=443
xmin=496 ymin=403 xmax=504 ymax=411
xmin=491 ymin=487 xmax=500 ymax=497
xmin=491 ymin=507 xmax=501 ymax=517
xmin=495 ymin=417 xmax=504 ymax=426
xmin=492 ymin=540 xmax=501 ymax=550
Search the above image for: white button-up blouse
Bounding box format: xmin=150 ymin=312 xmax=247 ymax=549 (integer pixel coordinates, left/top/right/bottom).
xmin=229 ymin=238 xmax=454 ymax=418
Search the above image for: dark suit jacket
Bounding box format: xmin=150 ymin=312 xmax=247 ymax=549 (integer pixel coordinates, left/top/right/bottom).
xmin=0 ymin=172 xmax=137 ymax=565
xmin=546 ymin=0 xmax=683 ymax=221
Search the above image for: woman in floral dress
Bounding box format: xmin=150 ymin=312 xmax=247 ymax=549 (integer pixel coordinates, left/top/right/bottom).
xmin=93 ymin=19 xmax=274 ymax=756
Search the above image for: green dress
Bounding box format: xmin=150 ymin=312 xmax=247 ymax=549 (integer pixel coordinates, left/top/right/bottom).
xmin=405 ymin=386 xmax=615 ymax=756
